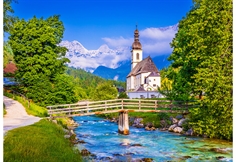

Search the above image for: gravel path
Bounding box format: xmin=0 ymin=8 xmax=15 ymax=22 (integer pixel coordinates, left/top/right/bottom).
xmin=3 ymin=96 xmax=41 ymax=135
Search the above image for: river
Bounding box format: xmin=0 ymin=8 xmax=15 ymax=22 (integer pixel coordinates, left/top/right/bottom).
xmin=73 ymin=115 xmax=232 ymax=162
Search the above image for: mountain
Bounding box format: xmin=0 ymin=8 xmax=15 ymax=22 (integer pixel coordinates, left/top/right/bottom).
xmin=93 ymin=60 xmax=130 ymax=81
xmin=59 ymin=40 xmax=129 ymax=72
xmin=93 ymin=55 xmax=171 ymax=81
xmin=59 ymin=24 xmax=178 ymax=80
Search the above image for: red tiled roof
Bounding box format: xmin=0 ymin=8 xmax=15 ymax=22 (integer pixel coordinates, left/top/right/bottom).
xmin=4 ymin=62 xmax=17 ymax=74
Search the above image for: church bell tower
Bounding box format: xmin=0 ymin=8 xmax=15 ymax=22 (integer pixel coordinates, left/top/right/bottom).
xmin=131 ymin=25 xmax=143 ymax=69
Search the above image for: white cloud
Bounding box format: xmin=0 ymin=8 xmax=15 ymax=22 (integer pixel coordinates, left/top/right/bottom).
xmin=102 ymin=36 xmax=133 ymax=48
xmin=102 ymin=24 xmax=178 ymax=57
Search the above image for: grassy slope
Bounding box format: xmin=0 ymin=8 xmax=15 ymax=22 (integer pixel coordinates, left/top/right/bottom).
xmin=4 ymin=119 xmax=82 ymax=162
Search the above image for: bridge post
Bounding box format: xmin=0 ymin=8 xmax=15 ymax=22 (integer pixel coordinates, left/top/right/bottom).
xmin=118 ymin=111 xmax=129 ymax=135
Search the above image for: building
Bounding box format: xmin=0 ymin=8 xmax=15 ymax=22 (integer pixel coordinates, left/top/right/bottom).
xmin=126 ymin=27 xmax=163 ymax=99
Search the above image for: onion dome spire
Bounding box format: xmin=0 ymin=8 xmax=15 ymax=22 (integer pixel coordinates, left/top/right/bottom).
xmin=132 ymin=25 xmax=142 ymax=50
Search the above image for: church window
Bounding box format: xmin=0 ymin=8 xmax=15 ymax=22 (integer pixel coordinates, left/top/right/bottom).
xmin=136 ymin=53 xmax=139 ymax=60
xmin=153 ymin=84 xmax=156 ymax=87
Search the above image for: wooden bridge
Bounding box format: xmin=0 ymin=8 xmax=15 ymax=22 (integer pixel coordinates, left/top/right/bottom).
xmin=47 ymin=99 xmax=195 ymax=135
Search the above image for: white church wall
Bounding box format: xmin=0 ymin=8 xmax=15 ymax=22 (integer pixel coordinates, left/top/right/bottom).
xmin=127 ymin=91 xmax=165 ymax=99
xmin=146 ymin=76 xmax=161 ymax=90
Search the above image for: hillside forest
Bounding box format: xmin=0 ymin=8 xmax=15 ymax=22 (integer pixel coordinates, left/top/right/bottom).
xmin=3 ymin=0 xmax=232 ymax=140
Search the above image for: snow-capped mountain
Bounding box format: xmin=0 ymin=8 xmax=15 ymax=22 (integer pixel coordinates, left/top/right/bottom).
xmin=59 ymin=40 xmax=130 ymax=72
xmin=59 ymin=24 xmax=178 ymax=78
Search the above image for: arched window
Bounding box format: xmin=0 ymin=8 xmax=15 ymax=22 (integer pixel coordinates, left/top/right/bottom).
xmin=136 ymin=53 xmax=139 ymax=60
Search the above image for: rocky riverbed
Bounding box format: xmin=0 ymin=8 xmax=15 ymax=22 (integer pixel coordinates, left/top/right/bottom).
xmin=72 ymin=115 xmax=232 ymax=162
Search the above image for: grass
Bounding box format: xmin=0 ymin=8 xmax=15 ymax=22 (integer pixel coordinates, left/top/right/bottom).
xmin=98 ymin=112 xmax=180 ymax=127
xmin=3 ymin=103 xmax=7 ymax=116
xmin=4 ymin=119 xmax=82 ymax=162
xmin=4 ymin=91 xmax=48 ymax=117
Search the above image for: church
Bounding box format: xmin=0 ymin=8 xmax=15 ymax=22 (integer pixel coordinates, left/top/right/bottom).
xmin=126 ymin=27 xmax=163 ymax=99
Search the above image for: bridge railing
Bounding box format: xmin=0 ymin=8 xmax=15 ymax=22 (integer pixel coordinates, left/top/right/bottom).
xmin=47 ymin=99 xmax=197 ymax=118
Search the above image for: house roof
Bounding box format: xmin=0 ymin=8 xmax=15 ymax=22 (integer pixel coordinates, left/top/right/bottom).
xmin=4 ymin=62 xmax=17 ymax=74
xmin=127 ymin=56 xmax=159 ymax=77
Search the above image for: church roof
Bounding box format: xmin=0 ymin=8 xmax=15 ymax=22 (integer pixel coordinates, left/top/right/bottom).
xmin=147 ymin=71 xmax=160 ymax=77
xmin=127 ymin=56 xmax=159 ymax=77
xmin=136 ymin=85 xmax=146 ymax=92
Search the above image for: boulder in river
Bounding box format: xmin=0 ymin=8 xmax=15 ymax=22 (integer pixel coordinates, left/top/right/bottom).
xmin=173 ymin=126 xmax=183 ymax=133
xmin=131 ymin=144 xmax=142 ymax=147
xmin=81 ymin=149 xmax=91 ymax=156
xmin=185 ymin=128 xmax=194 ymax=136
xmin=168 ymin=124 xmax=177 ymax=132
xmin=178 ymin=118 xmax=187 ymax=127
xmin=142 ymin=158 xmax=153 ymax=162
xmin=171 ymin=118 xmax=178 ymax=124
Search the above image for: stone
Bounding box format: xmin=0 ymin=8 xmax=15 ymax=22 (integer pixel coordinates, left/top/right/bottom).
xmin=77 ymin=140 xmax=86 ymax=144
xmin=216 ymin=156 xmax=225 ymax=160
xmin=168 ymin=124 xmax=177 ymax=132
xmin=81 ymin=149 xmax=91 ymax=156
xmin=142 ymin=158 xmax=153 ymax=162
xmin=52 ymin=120 xmax=57 ymax=124
xmin=62 ymin=128 xmax=69 ymax=133
xmin=210 ymin=148 xmax=228 ymax=154
xmin=131 ymin=144 xmax=142 ymax=147
xmin=185 ymin=128 xmax=194 ymax=136
xmin=145 ymin=126 xmax=151 ymax=131
xmin=64 ymin=135 xmax=70 ymax=139
xmin=172 ymin=118 xmax=178 ymax=124
xmin=67 ymin=126 xmax=76 ymax=130
xmin=175 ymin=114 xmax=183 ymax=119
xmin=136 ymin=124 xmax=144 ymax=128
xmin=150 ymin=127 xmax=156 ymax=131
xmin=133 ymin=118 xmax=143 ymax=125
xmin=173 ymin=127 xmax=183 ymax=133
xmin=160 ymin=119 xmax=168 ymax=128
xmin=178 ymin=118 xmax=187 ymax=127
xmin=145 ymin=122 xmax=154 ymax=128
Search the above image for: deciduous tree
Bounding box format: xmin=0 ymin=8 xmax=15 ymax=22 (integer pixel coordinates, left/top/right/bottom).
xmin=168 ymin=0 xmax=232 ymax=140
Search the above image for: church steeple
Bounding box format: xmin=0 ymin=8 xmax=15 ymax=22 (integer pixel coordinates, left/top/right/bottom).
xmin=132 ymin=25 xmax=142 ymax=50
xmin=131 ymin=26 xmax=143 ymax=69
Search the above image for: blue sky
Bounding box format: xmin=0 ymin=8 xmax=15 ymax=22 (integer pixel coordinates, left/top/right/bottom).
xmin=11 ymin=0 xmax=193 ymax=51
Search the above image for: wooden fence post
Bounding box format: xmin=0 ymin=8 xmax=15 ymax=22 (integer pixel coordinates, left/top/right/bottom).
xmin=49 ymin=106 xmax=52 ymax=118
xmin=139 ymin=100 xmax=141 ymax=110
xmin=155 ymin=100 xmax=157 ymax=110
xmin=69 ymin=104 xmax=71 ymax=116
xmin=87 ymin=102 xmax=89 ymax=113
xmin=105 ymin=101 xmax=107 ymax=111
xmin=121 ymin=99 xmax=124 ymax=109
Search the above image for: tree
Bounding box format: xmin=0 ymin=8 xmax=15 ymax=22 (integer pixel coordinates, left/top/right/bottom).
xmin=8 ymin=16 xmax=75 ymax=106
xmin=9 ymin=16 xmax=69 ymax=85
xmin=4 ymin=0 xmax=17 ymax=33
xmin=92 ymin=82 xmax=118 ymax=101
xmin=168 ymin=0 xmax=232 ymax=140
xmin=3 ymin=42 xmax=14 ymax=68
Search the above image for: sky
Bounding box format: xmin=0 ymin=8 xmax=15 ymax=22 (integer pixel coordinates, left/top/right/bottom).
xmin=10 ymin=0 xmax=194 ymax=53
